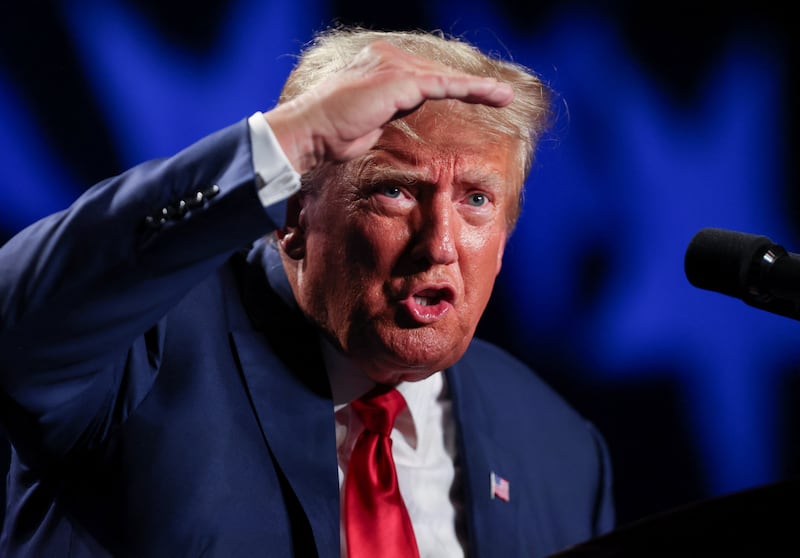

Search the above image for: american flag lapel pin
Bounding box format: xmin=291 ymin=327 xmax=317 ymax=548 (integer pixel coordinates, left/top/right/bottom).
xmin=490 ymin=471 xmax=510 ymax=502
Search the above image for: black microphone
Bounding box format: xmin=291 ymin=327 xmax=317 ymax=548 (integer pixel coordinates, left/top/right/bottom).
xmin=684 ymin=227 xmax=800 ymax=321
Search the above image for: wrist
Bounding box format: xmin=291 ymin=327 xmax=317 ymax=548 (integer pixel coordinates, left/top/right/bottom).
xmin=264 ymin=100 xmax=322 ymax=175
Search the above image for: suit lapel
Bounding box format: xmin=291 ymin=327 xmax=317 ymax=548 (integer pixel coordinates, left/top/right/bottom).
xmin=447 ymin=362 xmax=524 ymax=557
xmin=232 ymin=329 xmax=340 ymax=558
xmin=226 ymin=243 xmax=340 ymax=558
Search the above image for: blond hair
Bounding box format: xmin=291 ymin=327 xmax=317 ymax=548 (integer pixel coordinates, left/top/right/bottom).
xmin=280 ymin=26 xmax=553 ymax=227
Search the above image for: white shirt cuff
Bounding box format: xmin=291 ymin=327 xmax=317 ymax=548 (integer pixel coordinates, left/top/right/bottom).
xmin=247 ymin=111 xmax=301 ymax=207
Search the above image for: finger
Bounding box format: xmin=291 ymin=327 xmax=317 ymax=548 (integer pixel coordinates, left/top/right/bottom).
xmin=403 ymin=73 xmax=515 ymax=109
xmin=440 ymin=76 xmax=514 ymax=106
xmin=356 ymin=43 xmax=514 ymax=107
xmin=462 ymin=78 xmax=515 ymax=106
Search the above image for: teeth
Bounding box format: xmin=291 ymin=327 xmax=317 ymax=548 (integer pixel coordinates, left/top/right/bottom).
xmin=414 ymin=296 xmax=434 ymax=306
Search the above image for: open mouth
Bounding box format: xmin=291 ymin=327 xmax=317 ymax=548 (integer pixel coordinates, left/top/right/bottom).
xmin=401 ymin=286 xmax=455 ymax=323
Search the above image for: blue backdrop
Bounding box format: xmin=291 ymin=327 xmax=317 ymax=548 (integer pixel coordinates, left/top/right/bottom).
xmin=1 ymin=0 xmax=797 ymax=527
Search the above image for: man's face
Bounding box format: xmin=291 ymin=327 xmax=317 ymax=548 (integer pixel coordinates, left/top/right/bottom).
xmin=283 ymin=105 xmax=520 ymax=384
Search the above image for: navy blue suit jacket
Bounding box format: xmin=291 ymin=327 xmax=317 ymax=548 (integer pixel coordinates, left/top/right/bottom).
xmin=0 ymin=119 xmax=614 ymax=557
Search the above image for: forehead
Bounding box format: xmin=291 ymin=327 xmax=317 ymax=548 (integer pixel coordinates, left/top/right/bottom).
xmin=356 ymin=107 xmax=521 ymax=189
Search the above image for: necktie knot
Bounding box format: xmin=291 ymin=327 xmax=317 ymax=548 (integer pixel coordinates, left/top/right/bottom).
xmin=351 ymin=386 xmax=406 ymax=436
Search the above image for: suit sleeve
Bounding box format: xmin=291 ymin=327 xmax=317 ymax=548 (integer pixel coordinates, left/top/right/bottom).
xmin=0 ymin=118 xmax=277 ymax=466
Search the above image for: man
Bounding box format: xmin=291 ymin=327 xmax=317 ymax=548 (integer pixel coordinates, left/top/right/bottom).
xmin=0 ymin=26 xmax=614 ymax=557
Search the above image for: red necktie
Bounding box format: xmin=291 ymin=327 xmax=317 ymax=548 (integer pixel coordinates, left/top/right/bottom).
xmin=344 ymin=386 xmax=420 ymax=558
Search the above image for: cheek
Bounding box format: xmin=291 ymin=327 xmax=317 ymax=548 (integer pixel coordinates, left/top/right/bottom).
xmin=463 ymin=229 xmax=505 ymax=268
xmin=347 ymin=219 xmax=410 ymax=270
xmin=460 ymin=232 xmax=506 ymax=298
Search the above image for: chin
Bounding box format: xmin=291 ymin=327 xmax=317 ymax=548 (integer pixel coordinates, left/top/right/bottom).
xmin=370 ymin=344 xmax=465 ymax=383
xmin=366 ymin=367 xmax=440 ymax=385
xmin=347 ymin=322 xmax=470 ymax=381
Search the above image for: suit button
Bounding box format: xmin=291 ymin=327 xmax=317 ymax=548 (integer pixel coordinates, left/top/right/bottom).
xmin=145 ymin=185 xmax=220 ymax=227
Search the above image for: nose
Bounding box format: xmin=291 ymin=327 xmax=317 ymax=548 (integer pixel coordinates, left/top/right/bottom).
xmin=411 ymin=196 xmax=458 ymax=266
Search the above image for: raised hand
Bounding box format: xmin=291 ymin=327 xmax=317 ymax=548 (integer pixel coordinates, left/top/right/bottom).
xmin=265 ymin=40 xmax=514 ymax=174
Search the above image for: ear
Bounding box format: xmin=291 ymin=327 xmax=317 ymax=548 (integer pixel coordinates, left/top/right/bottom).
xmin=277 ymin=193 xmax=307 ymax=260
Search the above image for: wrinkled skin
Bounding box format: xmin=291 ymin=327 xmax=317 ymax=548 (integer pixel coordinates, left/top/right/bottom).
xmin=280 ymin=103 xmax=521 ymax=384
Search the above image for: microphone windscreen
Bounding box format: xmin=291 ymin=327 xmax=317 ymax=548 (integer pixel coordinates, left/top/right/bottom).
xmin=684 ymin=228 xmax=773 ymax=299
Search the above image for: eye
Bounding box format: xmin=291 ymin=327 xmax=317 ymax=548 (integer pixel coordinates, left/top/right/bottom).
xmin=466 ymin=193 xmax=488 ymax=207
xmin=379 ymin=184 xmax=403 ymax=199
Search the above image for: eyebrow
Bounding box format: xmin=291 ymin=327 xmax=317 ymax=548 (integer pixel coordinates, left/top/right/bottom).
xmin=355 ymin=153 xmax=507 ymax=192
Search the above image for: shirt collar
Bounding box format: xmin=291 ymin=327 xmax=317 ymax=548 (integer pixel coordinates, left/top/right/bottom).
xmin=321 ymin=335 xmax=444 ymax=448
